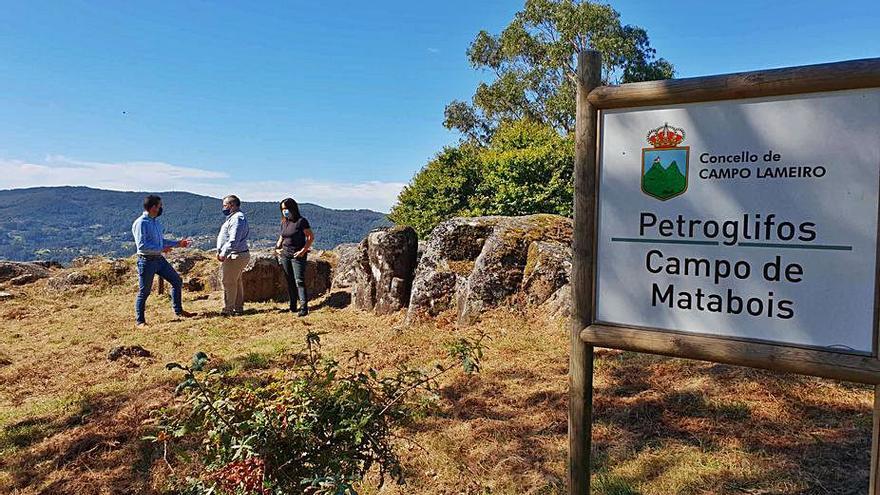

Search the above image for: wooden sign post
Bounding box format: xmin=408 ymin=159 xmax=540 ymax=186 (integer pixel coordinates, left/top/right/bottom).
xmin=569 ymin=55 xmax=880 ymax=494
xmin=569 ymin=49 xmax=601 ymax=495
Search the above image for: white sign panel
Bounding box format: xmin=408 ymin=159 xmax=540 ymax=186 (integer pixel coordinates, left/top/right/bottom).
xmin=595 ymin=89 xmax=880 ymax=354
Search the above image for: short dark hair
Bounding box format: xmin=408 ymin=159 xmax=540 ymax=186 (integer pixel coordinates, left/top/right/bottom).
xmin=144 ymin=194 xmax=161 ymax=211
xmin=224 ymin=195 xmax=241 ymax=208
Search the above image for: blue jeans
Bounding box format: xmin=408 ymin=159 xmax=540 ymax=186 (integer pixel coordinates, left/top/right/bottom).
xmin=135 ymin=256 xmax=183 ymax=323
xmin=279 ymin=255 xmax=308 ymax=310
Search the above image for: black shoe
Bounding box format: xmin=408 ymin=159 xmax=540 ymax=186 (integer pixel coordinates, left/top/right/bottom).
xmin=297 ymin=307 xmax=309 ymax=317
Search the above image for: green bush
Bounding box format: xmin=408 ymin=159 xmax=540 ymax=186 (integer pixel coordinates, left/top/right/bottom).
xmin=388 ymin=143 xmax=483 ymax=238
xmin=390 ymin=120 xmax=574 ymax=237
xmin=472 ymin=120 xmax=574 ymax=218
xmin=147 ymin=331 xmax=486 ymax=495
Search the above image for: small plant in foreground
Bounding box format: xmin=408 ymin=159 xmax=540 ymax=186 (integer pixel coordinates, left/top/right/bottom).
xmin=146 ymin=331 xmax=487 ymax=495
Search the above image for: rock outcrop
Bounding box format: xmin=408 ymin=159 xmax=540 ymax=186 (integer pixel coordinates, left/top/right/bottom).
xmin=167 ymin=249 xmax=211 ymax=276
xmin=219 ymin=251 xmax=333 ymax=303
xmin=331 ymin=243 xmax=360 ymax=289
xmin=47 ymin=271 xmax=92 ymax=290
xmin=521 ymin=241 xmax=571 ymax=306
xmin=407 ymin=214 xmax=572 ymax=323
xmin=351 ymin=226 xmax=418 ymax=315
xmin=0 ymin=262 xmax=50 ymax=285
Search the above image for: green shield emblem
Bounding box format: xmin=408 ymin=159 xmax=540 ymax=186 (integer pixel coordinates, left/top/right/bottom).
xmin=641 ymin=123 xmax=689 ymax=201
xmin=641 ymin=147 xmax=689 ymax=200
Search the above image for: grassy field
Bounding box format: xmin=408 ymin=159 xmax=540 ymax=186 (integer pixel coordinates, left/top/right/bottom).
xmin=0 ymin=260 xmax=874 ymax=494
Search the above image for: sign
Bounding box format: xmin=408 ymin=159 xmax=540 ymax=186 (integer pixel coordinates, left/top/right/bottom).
xmin=595 ymin=89 xmax=880 ymax=353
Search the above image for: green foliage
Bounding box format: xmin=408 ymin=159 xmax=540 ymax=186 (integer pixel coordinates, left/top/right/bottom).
xmin=147 ymin=331 xmax=487 ymax=495
xmin=388 ymin=144 xmax=483 ymax=237
xmin=393 ymin=1 xmax=673 ymax=236
xmin=445 ymin=0 xmax=674 ymax=141
xmin=471 ymin=120 xmax=574 ymax=217
xmin=390 ymin=120 xmax=573 ymax=237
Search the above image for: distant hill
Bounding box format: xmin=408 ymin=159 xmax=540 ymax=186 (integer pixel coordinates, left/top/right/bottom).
xmin=0 ymin=187 xmax=391 ymax=263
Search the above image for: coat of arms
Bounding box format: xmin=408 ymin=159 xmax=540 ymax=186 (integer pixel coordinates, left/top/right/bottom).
xmin=642 ymin=123 xmax=689 ymax=200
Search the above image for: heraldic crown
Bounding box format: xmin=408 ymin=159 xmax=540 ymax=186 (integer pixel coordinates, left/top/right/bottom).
xmin=646 ymin=122 xmax=685 ymax=148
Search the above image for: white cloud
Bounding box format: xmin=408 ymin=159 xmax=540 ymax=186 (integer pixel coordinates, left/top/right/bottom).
xmin=0 ymin=156 xmax=405 ymax=212
xmin=223 ymin=180 xmax=406 ymax=212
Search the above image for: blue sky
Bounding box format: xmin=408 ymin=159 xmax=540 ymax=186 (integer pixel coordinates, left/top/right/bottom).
xmin=0 ymin=0 xmax=876 ymax=211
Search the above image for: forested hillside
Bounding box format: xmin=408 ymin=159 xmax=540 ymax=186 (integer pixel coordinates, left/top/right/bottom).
xmin=0 ymin=187 xmax=390 ymax=263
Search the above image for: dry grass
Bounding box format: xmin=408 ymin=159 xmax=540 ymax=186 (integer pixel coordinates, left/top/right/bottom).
xmin=0 ymin=266 xmax=874 ymax=494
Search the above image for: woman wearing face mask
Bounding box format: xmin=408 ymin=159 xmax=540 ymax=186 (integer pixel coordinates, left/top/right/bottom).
xmin=275 ymin=198 xmax=314 ymax=316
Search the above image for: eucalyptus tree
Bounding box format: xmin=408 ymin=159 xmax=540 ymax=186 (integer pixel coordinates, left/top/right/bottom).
xmin=444 ymin=0 xmax=674 ymax=142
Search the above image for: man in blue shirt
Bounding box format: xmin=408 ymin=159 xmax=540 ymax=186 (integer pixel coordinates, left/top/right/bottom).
xmin=131 ymin=194 xmax=194 ymax=327
xmin=216 ymin=194 xmax=250 ymax=316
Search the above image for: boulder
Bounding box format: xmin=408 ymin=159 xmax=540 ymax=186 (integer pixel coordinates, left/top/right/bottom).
xmin=47 ymin=271 xmax=91 ymax=290
xmin=184 ymin=277 xmax=205 ymax=292
xmin=167 ymin=249 xmax=211 ymax=275
xmin=9 ymin=273 xmax=43 ymax=286
xmin=305 ymin=253 xmax=333 ymax=300
xmin=407 ymin=215 xmax=572 ymax=324
xmin=331 ymin=243 xmax=360 ymax=289
xmin=521 ymin=241 xmax=572 ymax=306
xmin=107 ymin=259 xmax=130 ymax=276
xmin=351 ymin=245 xmax=374 ymax=309
xmin=222 ymin=251 xmax=332 ymax=303
xmin=0 ymin=291 xmax=13 ymax=301
xmin=239 ymin=252 xmax=286 ymax=302
xmin=543 ymin=285 xmax=571 ymax=319
xmin=351 ymin=226 xmax=418 ymax=314
xmin=0 ymin=261 xmax=49 ymax=284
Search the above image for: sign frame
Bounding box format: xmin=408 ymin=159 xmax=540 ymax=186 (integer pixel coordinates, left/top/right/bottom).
xmin=568 ymin=54 xmax=880 ymax=495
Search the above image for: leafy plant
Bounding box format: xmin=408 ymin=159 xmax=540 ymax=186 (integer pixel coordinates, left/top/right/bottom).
xmin=390 ymin=120 xmax=573 ymax=237
xmin=445 ymin=0 xmax=674 ymax=142
xmin=146 ymin=331 xmax=487 ymax=495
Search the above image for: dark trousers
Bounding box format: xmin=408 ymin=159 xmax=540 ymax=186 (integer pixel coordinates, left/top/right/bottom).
xmin=279 ymin=255 xmax=308 ymax=310
xmin=135 ymin=256 xmax=183 ymax=323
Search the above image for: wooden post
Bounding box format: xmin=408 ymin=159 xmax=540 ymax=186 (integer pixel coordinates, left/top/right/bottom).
xmin=569 ymin=49 xmax=601 ymax=495
xmin=871 ymin=385 xmax=880 ymax=494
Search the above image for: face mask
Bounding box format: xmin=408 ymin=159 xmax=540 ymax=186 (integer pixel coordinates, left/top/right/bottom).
xmin=222 ymin=208 xmax=232 ymax=216
xmin=156 ymin=207 xmax=163 ymax=217
xmin=282 ymin=209 xmax=292 ymax=219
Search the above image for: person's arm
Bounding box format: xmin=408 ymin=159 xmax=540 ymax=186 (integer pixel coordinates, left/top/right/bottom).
xmin=274 ymin=235 xmax=283 ymax=252
xmin=295 ymin=228 xmax=315 ymax=258
xmin=234 ymin=215 xmax=249 ymax=247
xmin=303 ymin=228 xmax=315 ymax=252
xmin=160 ymin=220 xmax=187 ymax=250
xmin=135 ymin=219 xmax=150 ymax=252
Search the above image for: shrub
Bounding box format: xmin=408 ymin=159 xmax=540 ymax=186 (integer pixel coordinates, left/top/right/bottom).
xmin=388 ymin=143 xmax=483 ymax=238
xmin=389 ymin=120 xmax=574 ymax=238
xmin=147 ymin=331 xmax=486 ymax=495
